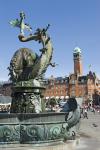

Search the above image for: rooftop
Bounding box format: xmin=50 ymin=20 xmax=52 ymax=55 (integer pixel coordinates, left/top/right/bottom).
xmin=74 ymin=47 xmax=81 ymax=54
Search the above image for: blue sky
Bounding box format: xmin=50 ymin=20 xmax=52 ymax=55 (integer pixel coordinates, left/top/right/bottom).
xmin=0 ymin=0 xmax=100 ymax=81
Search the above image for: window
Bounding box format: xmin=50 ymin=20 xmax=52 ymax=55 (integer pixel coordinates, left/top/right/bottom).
xmin=72 ymin=80 xmax=75 ymax=84
xmin=71 ymin=91 xmax=75 ymax=96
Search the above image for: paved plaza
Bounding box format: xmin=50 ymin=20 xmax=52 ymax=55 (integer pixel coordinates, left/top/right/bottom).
xmin=0 ymin=111 xmax=100 ymax=150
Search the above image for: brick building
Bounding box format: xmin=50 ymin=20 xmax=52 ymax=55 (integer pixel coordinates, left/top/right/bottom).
xmin=0 ymin=81 xmax=12 ymax=96
xmin=43 ymin=76 xmax=69 ymax=99
xmin=44 ymin=47 xmax=100 ymax=102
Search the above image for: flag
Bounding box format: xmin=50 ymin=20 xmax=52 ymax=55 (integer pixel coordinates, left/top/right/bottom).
xmin=89 ymin=64 xmax=91 ymax=69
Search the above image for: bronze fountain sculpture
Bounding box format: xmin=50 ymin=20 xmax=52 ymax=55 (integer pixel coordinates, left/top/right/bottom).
xmin=9 ymin=11 xmax=54 ymax=113
xmin=0 ymin=12 xmax=81 ymax=144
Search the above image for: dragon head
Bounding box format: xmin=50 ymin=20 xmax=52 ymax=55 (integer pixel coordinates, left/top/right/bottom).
xmin=34 ymin=24 xmax=50 ymax=42
xmin=20 ymin=11 xmax=25 ymax=19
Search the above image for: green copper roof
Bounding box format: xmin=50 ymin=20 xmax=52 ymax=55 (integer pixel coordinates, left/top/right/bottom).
xmin=74 ymin=47 xmax=81 ymax=53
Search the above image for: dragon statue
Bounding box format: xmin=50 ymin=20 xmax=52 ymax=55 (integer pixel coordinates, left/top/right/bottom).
xmin=9 ymin=12 xmax=55 ymax=113
xmin=9 ymin=12 xmax=54 ymax=84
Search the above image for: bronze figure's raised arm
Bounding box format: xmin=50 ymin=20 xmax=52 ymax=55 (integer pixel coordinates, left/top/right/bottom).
xmin=10 ymin=11 xmax=32 ymax=35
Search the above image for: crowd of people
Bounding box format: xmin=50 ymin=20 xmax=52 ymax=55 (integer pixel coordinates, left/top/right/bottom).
xmin=80 ymin=104 xmax=100 ymax=119
xmin=0 ymin=97 xmax=100 ymax=115
xmin=45 ymin=97 xmax=78 ymax=112
xmin=0 ymin=104 xmax=10 ymax=113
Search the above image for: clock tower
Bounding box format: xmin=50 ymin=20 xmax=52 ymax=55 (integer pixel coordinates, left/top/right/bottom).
xmin=73 ymin=47 xmax=83 ymax=76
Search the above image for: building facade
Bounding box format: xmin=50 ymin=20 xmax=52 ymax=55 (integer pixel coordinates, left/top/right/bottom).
xmin=43 ymin=47 xmax=100 ymax=102
xmin=43 ymin=76 xmax=69 ymax=99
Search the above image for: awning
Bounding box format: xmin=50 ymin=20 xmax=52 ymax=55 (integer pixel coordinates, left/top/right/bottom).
xmin=45 ymin=97 xmax=49 ymax=99
xmin=60 ymin=96 xmax=64 ymax=99
xmin=50 ymin=96 xmax=54 ymax=98
xmin=65 ymin=96 xmax=69 ymax=99
xmin=55 ymin=96 xmax=59 ymax=99
xmin=0 ymin=103 xmax=11 ymax=106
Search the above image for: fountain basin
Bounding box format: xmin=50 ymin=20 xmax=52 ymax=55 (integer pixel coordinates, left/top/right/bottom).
xmin=0 ymin=110 xmax=80 ymax=144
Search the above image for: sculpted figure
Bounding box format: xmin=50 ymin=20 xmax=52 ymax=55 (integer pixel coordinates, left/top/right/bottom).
xmin=9 ymin=12 xmax=54 ymax=113
xmin=9 ymin=11 xmax=55 ymax=84
xmin=10 ymin=11 xmax=32 ymax=35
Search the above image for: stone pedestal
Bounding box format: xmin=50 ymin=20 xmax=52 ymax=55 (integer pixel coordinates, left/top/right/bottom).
xmin=10 ymin=80 xmax=45 ymax=113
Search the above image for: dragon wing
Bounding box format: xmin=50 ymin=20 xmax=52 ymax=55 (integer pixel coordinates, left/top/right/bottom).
xmin=9 ymin=19 xmax=20 ymax=28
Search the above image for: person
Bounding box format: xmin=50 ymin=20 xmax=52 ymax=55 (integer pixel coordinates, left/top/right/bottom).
xmin=83 ymin=109 xmax=88 ymax=119
xmin=97 ymin=109 xmax=100 ymax=114
xmin=92 ymin=107 xmax=95 ymax=114
xmin=80 ymin=107 xmax=84 ymax=118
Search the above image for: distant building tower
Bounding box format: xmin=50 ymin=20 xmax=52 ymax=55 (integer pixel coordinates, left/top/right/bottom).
xmin=73 ymin=47 xmax=83 ymax=76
